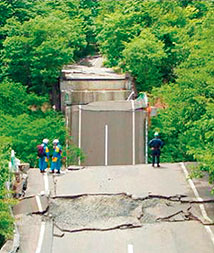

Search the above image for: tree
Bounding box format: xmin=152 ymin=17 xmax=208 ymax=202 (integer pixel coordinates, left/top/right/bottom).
xmin=2 ymin=12 xmax=86 ymax=94
xmin=31 ymin=0 xmax=100 ymax=55
xmin=96 ymin=3 xmax=143 ymax=66
xmin=78 ymin=0 xmax=100 ymax=54
xmin=0 ymin=80 xmax=46 ymax=116
xmin=0 ymin=81 xmax=66 ymax=167
xmin=123 ymin=29 xmax=166 ymax=91
xmin=150 ymin=5 xmax=214 ymax=182
xmin=0 ymin=137 xmax=14 ymax=248
xmin=96 ymin=0 xmax=209 ymax=88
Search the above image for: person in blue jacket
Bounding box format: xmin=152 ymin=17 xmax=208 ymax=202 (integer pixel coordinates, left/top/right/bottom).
xmin=51 ymin=139 xmax=62 ymax=174
xmin=39 ymin=138 xmax=49 ymax=173
xmin=149 ymin=132 xmax=164 ymax=167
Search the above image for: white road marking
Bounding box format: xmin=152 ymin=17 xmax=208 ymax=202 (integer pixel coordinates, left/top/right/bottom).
xmin=43 ymin=172 xmax=49 ymax=195
xmin=78 ymin=105 xmax=82 ymax=166
xmin=131 ymin=100 xmax=136 ymax=165
xmin=35 ymin=195 xmax=43 ymax=213
xmin=180 ymin=162 xmax=214 ymax=247
xmin=128 ymin=244 xmax=134 ymax=253
xmin=65 ymin=106 xmax=70 ymax=168
xmin=180 ymin=162 xmax=212 ymax=222
xmin=205 ymin=226 xmax=214 ymax=246
xmin=105 ymin=124 xmax=108 ymax=166
xmin=35 ymin=221 xmax=46 ymax=253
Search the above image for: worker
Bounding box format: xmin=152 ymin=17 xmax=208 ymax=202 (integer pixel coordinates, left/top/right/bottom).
xmin=38 ymin=139 xmax=49 ymax=173
xmin=149 ymin=132 xmax=164 ymax=167
xmin=51 ymin=139 xmax=62 ymax=174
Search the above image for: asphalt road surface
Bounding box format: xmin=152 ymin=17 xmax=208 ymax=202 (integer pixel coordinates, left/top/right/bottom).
xmin=15 ymin=163 xmax=214 ymax=253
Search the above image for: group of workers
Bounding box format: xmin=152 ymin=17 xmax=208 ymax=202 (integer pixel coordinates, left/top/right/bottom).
xmin=38 ymin=132 xmax=163 ymax=172
xmin=38 ymin=138 xmax=62 ymax=174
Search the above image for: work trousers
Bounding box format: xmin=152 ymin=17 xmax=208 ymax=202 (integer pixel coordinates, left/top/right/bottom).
xmin=151 ymin=149 xmax=161 ymax=166
xmin=39 ymin=157 xmax=48 ymax=172
xmin=51 ymin=159 xmax=61 ymax=172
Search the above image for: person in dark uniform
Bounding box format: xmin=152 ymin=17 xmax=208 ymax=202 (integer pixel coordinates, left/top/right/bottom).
xmin=149 ymin=132 xmax=164 ymax=167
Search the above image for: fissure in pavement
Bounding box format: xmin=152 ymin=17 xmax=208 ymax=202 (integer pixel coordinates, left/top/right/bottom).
xmin=44 ymin=193 xmax=213 ymax=234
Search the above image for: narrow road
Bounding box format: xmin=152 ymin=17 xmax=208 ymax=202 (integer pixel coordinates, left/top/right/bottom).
xmin=15 ymin=163 xmax=214 ymax=253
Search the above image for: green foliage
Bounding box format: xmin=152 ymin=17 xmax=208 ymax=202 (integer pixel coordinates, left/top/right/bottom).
xmin=66 ymin=135 xmax=85 ymax=166
xmin=34 ymin=0 xmax=79 ymax=18
xmin=150 ymin=5 xmax=214 ymax=182
xmin=3 ymin=0 xmax=39 ymax=22
xmin=0 ymin=0 xmax=40 ymax=49
xmin=0 ymin=137 xmax=14 ymax=248
xmin=78 ymin=0 xmax=99 ymax=54
xmin=0 ymin=2 xmax=12 ymax=27
xmin=98 ymin=0 xmax=126 ymax=14
xmin=123 ymin=29 xmax=166 ymax=91
xmin=0 ymin=81 xmax=66 ymax=167
xmin=0 ymin=137 xmax=11 ymax=196
xmin=0 ymin=80 xmax=46 ymax=116
xmin=37 ymin=0 xmax=100 ymax=55
xmin=0 ymin=112 xmax=66 ymax=167
xmin=96 ymin=6 xmax=142 ymax=66
xmin=2 ymin=13 xmax=86 ymax=94
xmin=96 ymin=0 xmax=209 ymax=88
xmin=0 ymin=0 xmax=101 ymax=88
xmin=0 ymin=0 xmax=106 ymax=246
xmin=0 ymin=207 xmax=14 ymax=248
xmin=0 ymin=0 xmax=97 ymax=168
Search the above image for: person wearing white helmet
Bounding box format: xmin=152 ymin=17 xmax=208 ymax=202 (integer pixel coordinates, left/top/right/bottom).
xmin=43 ymin=138 xmax=49 ymax=144
xmin=37 ymin=139 xmax=49 ymax=173
xmin=51 ymin=139 xmax=62 ymax=174
xmin=53 ymin=139 xmax=59 ymax=144
xmin=149 ymin=132 xmax=164 ymax=167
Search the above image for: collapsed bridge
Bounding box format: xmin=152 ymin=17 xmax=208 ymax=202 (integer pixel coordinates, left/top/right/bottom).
xmin=60 ymin=56 xmax=148 ymax=166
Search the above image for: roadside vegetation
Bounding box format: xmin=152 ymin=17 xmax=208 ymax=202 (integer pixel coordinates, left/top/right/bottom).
xmin=0 ymin=138 xmax=14 ymax=248
xmin=95 ymin=0 xmax=214 ymax=182
xmin=0 ymin=0 xmax=97 ymax=247
xmin=0 ymin=0 xmax=213 ymax=247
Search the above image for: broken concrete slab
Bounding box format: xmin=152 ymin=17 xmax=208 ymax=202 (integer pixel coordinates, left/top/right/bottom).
xmin=48 ymin=193 xmax=214 ymax=233
xmin=146 ymin=202 xmax=191 ymax=221
xmin=17 ymin=162 xmax=214 ymax=253
xmin=187 ymin=204 xmax=214 ymax=225
xmin=49 ymin=194 xmax=143 ymax=232
xmin=13 ymin=195 xmax=48 ymax=215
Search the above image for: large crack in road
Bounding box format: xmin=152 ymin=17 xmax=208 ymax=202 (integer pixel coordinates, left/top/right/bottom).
xmin=43 ymin=193 xmax=214 ymax=235
xmin=14 ymin=165 xmax=214 ymax=253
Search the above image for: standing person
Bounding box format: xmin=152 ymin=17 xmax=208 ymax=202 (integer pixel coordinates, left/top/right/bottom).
xmin=149 ymin=132 xmax=164 ymax=167
xmin=38 ymin=139 xmax=49 ymax=173
xmin=51 ymin=139 xmax=62 ymax=174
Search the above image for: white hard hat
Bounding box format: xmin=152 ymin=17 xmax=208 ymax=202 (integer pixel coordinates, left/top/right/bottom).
xmin=53 ymin=139 xmax=59 ymax=144
xmin=154 ymin=132 xmax=159 ymax=137
xmin=43 ymin=138 xmax=49 ymax=144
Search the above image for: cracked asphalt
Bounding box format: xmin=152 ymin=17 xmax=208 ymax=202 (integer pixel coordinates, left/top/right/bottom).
xmin=15 ymin=163 xmax=214 ymax=253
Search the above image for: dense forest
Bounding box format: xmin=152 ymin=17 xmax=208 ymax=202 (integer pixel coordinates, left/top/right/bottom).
xmin=0 ymin=0 xmax=213 ymax=246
